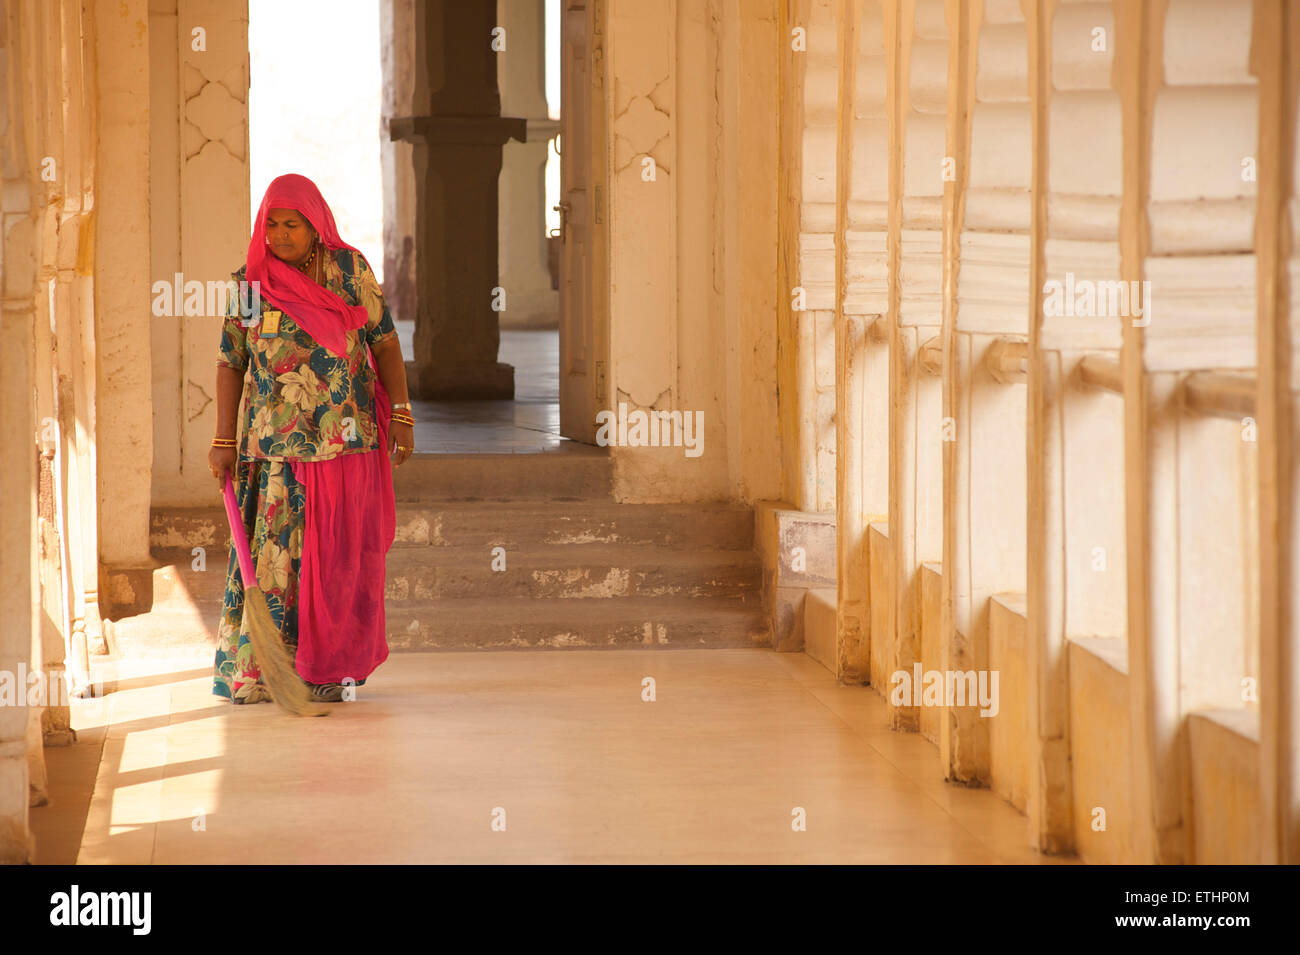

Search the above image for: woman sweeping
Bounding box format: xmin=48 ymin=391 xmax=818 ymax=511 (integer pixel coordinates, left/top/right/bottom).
xmin=208 ymin=173 xmax=415 ymax=706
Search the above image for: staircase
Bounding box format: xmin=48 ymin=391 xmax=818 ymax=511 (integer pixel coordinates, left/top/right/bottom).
xmin=113 ymin=447 xmax=769 ymax=654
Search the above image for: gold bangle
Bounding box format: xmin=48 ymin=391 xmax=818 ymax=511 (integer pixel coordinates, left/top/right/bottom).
xmin=211 ymin=438 xmax=237 ymax=447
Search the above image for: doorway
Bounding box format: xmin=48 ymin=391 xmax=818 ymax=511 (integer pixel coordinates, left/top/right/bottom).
xmin=248 ymin=0 xmax=605 ymax=454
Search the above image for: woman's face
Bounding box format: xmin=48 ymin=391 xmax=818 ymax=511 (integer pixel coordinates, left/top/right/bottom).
xmin=265 ymin=207 xmax=315 ymax=266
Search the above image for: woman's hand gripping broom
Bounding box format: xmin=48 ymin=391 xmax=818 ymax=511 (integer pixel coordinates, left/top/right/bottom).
xmin=223 ymin=473 xmax=329 ymax=717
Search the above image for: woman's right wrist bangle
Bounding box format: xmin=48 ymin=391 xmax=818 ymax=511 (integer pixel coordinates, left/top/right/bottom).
xmin=212 ymin=436 xmax=237 ymax=448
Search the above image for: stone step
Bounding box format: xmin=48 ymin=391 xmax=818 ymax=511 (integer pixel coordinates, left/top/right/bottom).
xmin=385 ymin=597 xmax=770 ymax=650
xmin=384 ymin=547 xmax=761 ymax=601
xmin=390 ymin=501 xmax=755 ymax=550
xmin=135 ymin=483 xmax=769 ymax=654
xmin=152 ymin=501 xmax=755 ymax=554
xmin=393 ymin=448 xmax=612 ymax=501
xmin=149 ymin=544 xmax=761 ymax=608
xmin=149 ymin=555 xmax=230 ymax=609
xmin=107 ymin=596 xmax=771 ymax=653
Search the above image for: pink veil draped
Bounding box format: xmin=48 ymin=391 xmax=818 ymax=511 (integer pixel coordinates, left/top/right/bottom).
xmin=247 ymin=173 xmax=370 ymax=356
xmin=248 ymin=173 xmax=395 ymax=685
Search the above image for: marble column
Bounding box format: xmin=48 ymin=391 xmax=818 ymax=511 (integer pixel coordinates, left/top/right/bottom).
xmin=381 ymin=0 xmax=418 ymax=326
xmin=0 ymin=11 xmax=39 ymax=862
xmin=497 ymin=0 xmax=560 ymax=330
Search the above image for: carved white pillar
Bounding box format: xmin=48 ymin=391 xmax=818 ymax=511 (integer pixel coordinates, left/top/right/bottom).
xmin=1253 ymin=0 xmax=1300 ymax=867
xmin=886 ymin=0 xmax=946 ymax=733
xmin=945 ymin=0 xmax=1032 ymax=784
xmin=798 ymin=0 xmax=840 ymax=514
xmin=1120 ymin=0 xmax=1258 ymax=865
xmin=498 ymin=0 xmax=560 ymax=329
xmin=0 ymin=0 xmax=43 ymax=865
xmin=1025 ymin=0 xmax=1125 ymax=855
xmin=94 ymin=0 xmax=153 ymax=578
xmin=381 ymin=0 xmax=419 ymax=324
xmin=835 ymin=0 xmax=888 ymax=683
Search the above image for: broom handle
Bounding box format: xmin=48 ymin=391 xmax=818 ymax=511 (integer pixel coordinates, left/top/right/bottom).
xmin=222 ymin=473 xmax=256 ymax=588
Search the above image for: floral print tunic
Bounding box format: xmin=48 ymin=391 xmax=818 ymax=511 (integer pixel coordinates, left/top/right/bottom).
xmin=216 ymin=248 xmax=398 ymax=462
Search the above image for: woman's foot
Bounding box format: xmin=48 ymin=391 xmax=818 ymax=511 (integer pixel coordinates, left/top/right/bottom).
xmin=307 ymin=682 xmax=346 ymax=702
xmin=232 ymin=683 xmax=273 ymax=705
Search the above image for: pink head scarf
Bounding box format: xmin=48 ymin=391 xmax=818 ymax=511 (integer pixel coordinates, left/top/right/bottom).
xmin=246 ymin=173 xmax=369 ymax=355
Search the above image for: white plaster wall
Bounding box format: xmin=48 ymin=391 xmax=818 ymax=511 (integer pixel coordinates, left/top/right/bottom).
xmin=1062 ymin=373 xmax=1126 ymax=639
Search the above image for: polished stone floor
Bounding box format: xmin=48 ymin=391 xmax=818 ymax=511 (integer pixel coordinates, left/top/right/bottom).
xmin=395 ymin=322 xmax=568 ymax=453
xmin=30 ymin=648 xmax=1072 ymax=864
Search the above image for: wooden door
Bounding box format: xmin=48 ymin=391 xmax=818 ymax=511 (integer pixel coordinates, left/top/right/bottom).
xmin=558 ymin=0 xmax=606 ymax=443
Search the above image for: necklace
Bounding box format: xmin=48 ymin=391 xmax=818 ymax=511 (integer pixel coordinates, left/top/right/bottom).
xmin=297 ymin=244 xmax=317 ymax=275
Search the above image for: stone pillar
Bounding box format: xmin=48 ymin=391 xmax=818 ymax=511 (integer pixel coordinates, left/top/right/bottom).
xmin=797 ymin=0 xmax=839 ymax=513
xmin=1119 ymin=0 xmax=1258 ymax=865
xmin=0 ymin=1 xmax=40 ymax=863
xmin=1255 ymin=0 xmax=1300 ymax=867
xmin=391 ymin=0 xmax=525 ymax=400
xmin=94 ymin=0 xmax=154 ymax=594
xmin=1025 ymin=0 xmax=1125 ymax=855
xmin=891 ymin=0 xmax=948 ymax=738
xmin=381 ymin=0 xmax=418 ymax=324
xmin=0 ymin=265 xmax=38 ymax=863
xmin=497 ymin=0 xmax=560 ymax=330
xmin=46 ymin=0 xmax=101 ymax=724
xmin=834 ymin=0 xmax=873 ymax=685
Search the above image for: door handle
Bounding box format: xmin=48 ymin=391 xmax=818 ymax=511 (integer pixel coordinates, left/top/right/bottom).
xmin=552 ymin=200 xmax=571 ymax=242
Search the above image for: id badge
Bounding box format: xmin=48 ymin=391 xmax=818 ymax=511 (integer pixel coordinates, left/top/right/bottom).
xmin=260 ymin=309 xmax=282 ymax=338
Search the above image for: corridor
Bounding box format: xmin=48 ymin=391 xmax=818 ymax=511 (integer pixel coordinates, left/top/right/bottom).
xmin=32 ymin=649 xmax=1051 ymax=865
xmin=4 ymin=0 xmax=1299 ymax=871
xmin=397 ymin=325 xmax=567 ymax=453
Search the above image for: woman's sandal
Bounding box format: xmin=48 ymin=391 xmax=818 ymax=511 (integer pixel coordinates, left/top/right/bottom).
xmin=307 ymin=682 xmax=346 ymax=703
xmin=232 ymin=683 xmax=274 ymax=705
xmin=233 ymin=682 xmax=345 ymax=704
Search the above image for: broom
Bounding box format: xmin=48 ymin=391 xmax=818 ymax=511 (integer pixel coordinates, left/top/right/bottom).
xmin=223 ymin=472 xmax=329 ymax=717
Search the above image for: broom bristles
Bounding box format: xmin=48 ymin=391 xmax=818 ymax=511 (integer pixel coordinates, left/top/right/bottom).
xmin=243 ymin=585 xmax=329 ymax=717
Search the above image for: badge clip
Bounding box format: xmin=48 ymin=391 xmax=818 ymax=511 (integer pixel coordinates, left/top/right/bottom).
xmin=260 ymin=309 xmax=282 ymax=338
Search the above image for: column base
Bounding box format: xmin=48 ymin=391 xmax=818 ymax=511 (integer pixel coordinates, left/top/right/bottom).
xmin=100 ymin=561 xmax=159 ymax=619
xmin=406 ymin=360 xmax=515 ymax=401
